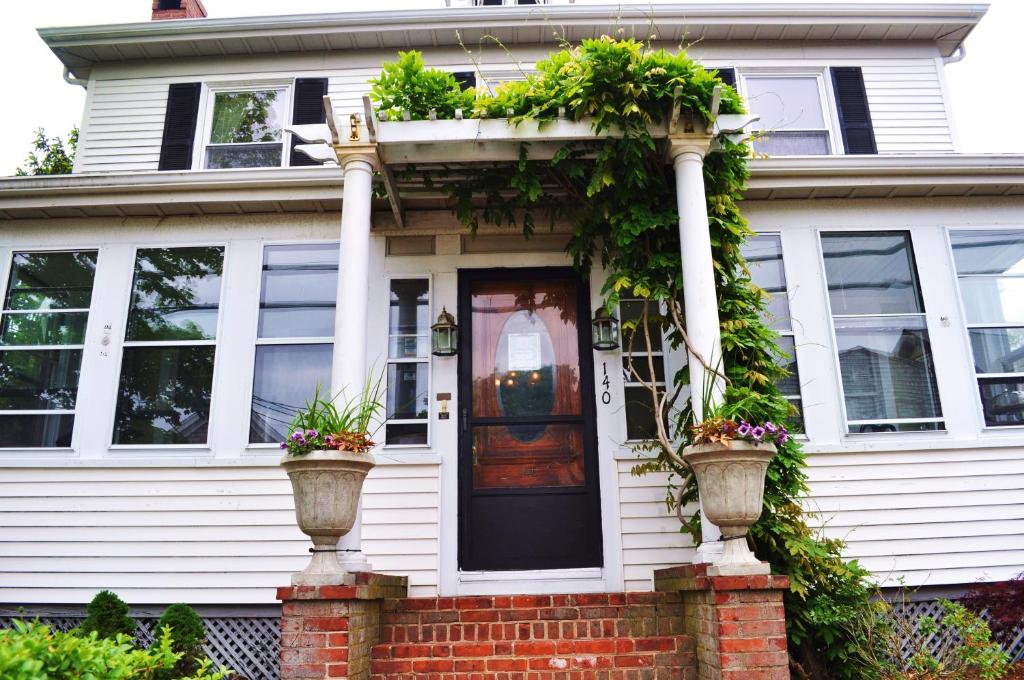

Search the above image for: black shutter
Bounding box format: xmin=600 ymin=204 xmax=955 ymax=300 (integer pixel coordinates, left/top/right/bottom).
xmin=716 ymin=67 xmax=736 ymax=88
xmin=158 ymin=83 xmax=201 ymax=171
xmin=831 ymin=67 xmax=877 ymax=155
xmin=290 ymin=78 xmax=329 ymax=167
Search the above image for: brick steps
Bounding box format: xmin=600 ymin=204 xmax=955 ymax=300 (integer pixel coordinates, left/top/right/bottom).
xmin=369 ymin=592 xmax=694 ymax=680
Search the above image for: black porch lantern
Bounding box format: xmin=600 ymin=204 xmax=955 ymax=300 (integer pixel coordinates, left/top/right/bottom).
xmin=431 ymin=307 xmax=459 ymax=357
xmin=591 ymin=306 xmax=620 ymax=351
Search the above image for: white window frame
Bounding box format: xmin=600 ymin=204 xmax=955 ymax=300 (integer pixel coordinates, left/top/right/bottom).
xmin=194 ymin=79 xmax=295 ymax=171
xmin=737 ymin=68 xmax=841 ymax=156
xmin=107 ymin=242 xmax=229 ymax=450
xmin=816 ymin=228 xmax=946 ymax=434
xmin=384 ymin=274 xmax=433 ymax=449
xmin=946 ymin=225 xmax=1024 ymax=431
xmin=245 ymin=240 xmax=340 ymax=449
xmin=617 ymin=296 xmax=668 ymax=443
xmin=0 ymin=247 xmax=99 ymax=451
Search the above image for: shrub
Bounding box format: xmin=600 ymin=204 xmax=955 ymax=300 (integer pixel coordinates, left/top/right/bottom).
xmin=0 ymin=619 xmax=227 ymax=680
xmin=78 ymin=589 xmax=136 ymax=640
xmin=961 ymin=572 xmax=1024 ymax=646
xmin=152 ymin=603 xmax=207 ymax=680
xmin=894 ymin=599 xmax=1011 ymax=680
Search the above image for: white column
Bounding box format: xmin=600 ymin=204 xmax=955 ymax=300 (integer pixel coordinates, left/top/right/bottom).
xmin=333 ymin=152 xmax=378 ymax=572
xmin=670 ymin=139 xmax=725 ymax=562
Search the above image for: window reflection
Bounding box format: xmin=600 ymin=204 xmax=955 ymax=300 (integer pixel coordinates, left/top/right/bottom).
xmin=385 ymin=279 xmax=430 ymax=446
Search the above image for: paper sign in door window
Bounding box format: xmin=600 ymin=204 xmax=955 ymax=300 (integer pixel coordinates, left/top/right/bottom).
xmin=508 ymin=333 xmax=542 ymax=371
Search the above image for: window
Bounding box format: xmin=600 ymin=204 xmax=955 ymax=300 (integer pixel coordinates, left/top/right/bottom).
xmin=820 ymin=232 xmax=943 ymax=433
xmin=385 ymin=279 xmax=430 ymax=446
xmin=619 ymin=298 xmax=666 ymax=441
xmin=743 ymin=74 xmax=832 ymax=156
xmin=0 ymin=251 xmax=97 ymax=447
xmin=113 ymin=246 xmax=225 ymax=445
xmin=950 ymin=229 xmax=1024 ymax=427
xmin=205 ymin=88 xmax=287 ymax=169
xmin=250 ymin=243 xmax=338 ymax=443
xmin=741 ymin=235 xmax=803 ymax=428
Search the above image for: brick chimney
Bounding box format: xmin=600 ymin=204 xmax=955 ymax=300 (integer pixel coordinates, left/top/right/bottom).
xmin=151 ymin=0 xmax=207 ymax=20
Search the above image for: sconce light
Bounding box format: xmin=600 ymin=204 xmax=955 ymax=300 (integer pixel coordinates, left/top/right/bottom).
xmin=431 ymin=307 xmax=459 ymax=357
xmin=591 ymin=306 xmax=620 ymax=351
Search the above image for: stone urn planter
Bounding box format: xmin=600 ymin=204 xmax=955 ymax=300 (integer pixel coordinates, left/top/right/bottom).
xmin=281 ymin=449 xmax=376 ymax=585
xmin=683 ymin=440 xmax=776 ymax=576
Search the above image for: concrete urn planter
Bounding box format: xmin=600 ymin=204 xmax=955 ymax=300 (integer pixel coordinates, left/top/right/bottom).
xmin=682 ymin=440 xmax=777 ymax=576
xmin=281 ymin=449 xmax=375 ymax=585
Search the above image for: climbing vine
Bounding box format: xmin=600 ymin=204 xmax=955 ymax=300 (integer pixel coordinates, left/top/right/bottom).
xmin=371 ymin=40 xmax=890 ymax=679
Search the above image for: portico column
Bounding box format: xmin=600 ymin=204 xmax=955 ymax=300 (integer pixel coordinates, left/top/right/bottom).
xmin=333 ymin=149 xmax=380 ymax=572
xmin=669 ymin=137 xmax=726 ymax=562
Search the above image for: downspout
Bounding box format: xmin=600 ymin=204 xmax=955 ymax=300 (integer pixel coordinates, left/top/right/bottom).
xmin=63 ymin=66 xmax=87 ymax=89
xmin=943 ymin=44 xmax=966 ymax=65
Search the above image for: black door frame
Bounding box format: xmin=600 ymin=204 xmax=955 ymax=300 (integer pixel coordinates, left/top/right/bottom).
xmin=457 ymin=266 xmax=603 ymax=570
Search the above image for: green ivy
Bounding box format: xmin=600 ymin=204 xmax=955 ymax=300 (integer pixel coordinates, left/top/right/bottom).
xmin=371 ymin=38 xmax=889 ymax=679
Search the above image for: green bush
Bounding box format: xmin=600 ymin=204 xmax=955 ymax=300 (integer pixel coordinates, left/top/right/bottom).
xmin=0 ymin=619 xmax=226 ymax=680
xmin=900 ymin=600 xmax=1011 ymax=680
xmin=152 ymin=603 xmax=208 ymax=680
xmin=79 ymin=589 xmax=137 ymax=640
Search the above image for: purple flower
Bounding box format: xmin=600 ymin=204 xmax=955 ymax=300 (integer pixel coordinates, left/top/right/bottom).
xmin=764 ymin=422 xmax=778 ymax=434
xmin=280 ymin=442 xmax=287 ymax=449
xmin=777 ymin=431 xmax=789 ymax=445
xmin=325 ymin=435 xmax=335 ymax=447
xmin=306 ymin=429 xmax=318 ymax=439
xmin=751 ymin=426 xmax=766 ymax=441
xmin=737 ymin=422 xmax=751 ymax=437
xmin=291 ymin=430 xmax=305 ymax=441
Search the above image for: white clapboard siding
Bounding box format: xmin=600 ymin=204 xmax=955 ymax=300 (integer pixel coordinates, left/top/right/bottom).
xmin=76 ymin=79 xmax=170 ymax=173
xmin=0 ymin=463 xmax=440 ymax=604
xmin=804 ymin=448 xmax=1024 ymax=586
xmin=616 ymin=461 xmax=696 ymax=592
xmin=328 ymin=69 xmax=379 ymax=114
xmin=862 ymin=61 xmax=955 ymax=153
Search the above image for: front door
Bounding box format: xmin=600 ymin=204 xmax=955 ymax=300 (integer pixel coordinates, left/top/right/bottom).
xmin=458 ymin=268 xmax=602 ymax=571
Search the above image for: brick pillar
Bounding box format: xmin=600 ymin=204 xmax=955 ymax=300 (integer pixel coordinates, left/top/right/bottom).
xmin=278 ymin=572 xmax=408 ymax=680
xmin=655 ymin=564 xmax=790 ymax=680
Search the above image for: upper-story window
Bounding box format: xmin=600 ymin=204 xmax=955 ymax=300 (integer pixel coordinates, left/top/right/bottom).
xmin=950 ymin=229 xmax=1024 ymax=427
xmin=204 ymin=88 xmax=287 ymax=169
xmin=742 ymin=74 xmax=833 ymax=156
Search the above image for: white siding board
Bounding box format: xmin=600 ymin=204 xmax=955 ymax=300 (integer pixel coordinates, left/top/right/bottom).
xmin=861 ymin=60 xmax=954 ymax=152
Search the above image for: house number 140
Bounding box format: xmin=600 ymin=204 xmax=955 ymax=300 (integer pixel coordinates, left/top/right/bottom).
xmin=600 ymin=362 xmax=611 ymax=404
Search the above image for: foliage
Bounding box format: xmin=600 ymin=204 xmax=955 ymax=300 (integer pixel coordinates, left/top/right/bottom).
xmin=15 ymin=127 xmax=78 ymax=176
xmin=78 ymin=589 xmax=136 ymax=641
xmin=282 ymin=376 xmax=386 ymax=455
xmin=899 ymin=600 xmax=1010 ymax=680
xmin=370 ymin=51 xmax=475 ymax=121
xmin=152 ymin=604 xmax=207 ymax=680
xmin=689 ymin=416 xmax=790 ymax=447
xmin=370 ymin=38 xmax=886 ymax=679
xmin=0 ymin=619 xmax=227 ymax=680
xmin=961 ymin=572 xmax=1024 ymax=647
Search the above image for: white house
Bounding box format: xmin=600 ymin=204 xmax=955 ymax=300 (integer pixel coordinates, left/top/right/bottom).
xmin=1 ymin=0 xmax=1022 ymax=674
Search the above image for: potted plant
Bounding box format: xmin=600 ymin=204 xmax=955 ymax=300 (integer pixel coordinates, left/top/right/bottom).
xmin=280 ymin=377 xmax=384 ymax=585
xmin=683 ymin=417 xmax=789 ymax=575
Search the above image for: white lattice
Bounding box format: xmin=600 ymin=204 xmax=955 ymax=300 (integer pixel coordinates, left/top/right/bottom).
xmin=894 ymin=600 xmax=1024 ymax=663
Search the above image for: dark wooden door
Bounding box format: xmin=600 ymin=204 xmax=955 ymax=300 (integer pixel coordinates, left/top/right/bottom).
xmin=458 ymin=268 xmax=603 ymax=571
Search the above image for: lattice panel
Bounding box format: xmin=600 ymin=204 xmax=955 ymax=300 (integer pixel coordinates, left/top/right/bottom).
xmin=0 ymin=616 xmax=281 ymax=680
xmin=894 ymin=600 xmax=1024 ymax=663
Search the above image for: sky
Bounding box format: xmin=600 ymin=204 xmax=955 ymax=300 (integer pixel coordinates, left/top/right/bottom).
xmin=1 ymin=0 xmax=1022 ymax=174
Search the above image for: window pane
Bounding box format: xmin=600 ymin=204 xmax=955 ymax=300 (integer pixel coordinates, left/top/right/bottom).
xmin=950 ymin=230 xmax=1024 ymax=276
xmin=620 ymin=300 xmax=663 ymax=353
xmin=4 ymin=251 xmax=97 ymax=311
xmin=385 ymin=423 xmax=427 ymax=446
xmin=258 ymin=244 xmax=338 ymax=339
xmin=472 ymin=423 xmax=585 ymax=489
xmin=774 ymin=336 xmax=800 ymax=397
xmin=126 ymin=247 xmax=224 ymax=341
xmin=386 ymin=362 xmax=428 ymax=420
xmin=625 ymin=385 xmax=660 ymax=440
xmin=0 ymin=414 xmax=74 ymax=448
xmin=622 ymin=356 xmax=665 ymax=384
xmin=834 ymin=315 xmax=941 ymax=423
xmin=210 ymin=90 xmax=284 ymax=144
xmin=0 ymin=349 xmax=82 ymax=410
xmin=822 ymin=232 xmax=924 ymax=316
xmin=250 ymin=344 xmax=332 ymax=443
xmin=113 ymin=346 xmax=216 ymax=445
xmin=742 ymin=235 xmax=792 ymax=330
xmin=746 ymin=77 xmax=826 ymax=130
xmin=957 ymin=277 xmax=1024 ymax=325
xmin=753 ymin=131 xmax=829 ymax=156
xmin=0 ymin=312 xmax=88 ymax=346
xmin=205 ymin=144 xmax=283 ymax=170
xmin=978 ymin=378 xmax=1024 ymax=427
xmin=389 ymin=280 xmax=429 ymax=358
xmin=970 ymin=328 xmax=1024 ymax=375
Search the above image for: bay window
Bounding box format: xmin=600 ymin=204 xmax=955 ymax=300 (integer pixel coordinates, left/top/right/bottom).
xmin=0 ymin=251 xmax=97 ymax=447
xmin=113 ymin=246 xmax=224 ymax=445
xmin=205 ymin=88 xmax=287 ymax=169
xmin=743 ymin=74 xmax=832 ymax=156
xmin=950 ymin=229 xmax=1024 ymax=427
xmin=820 ymin=231 xmax=943 ymax=433
xmin=385 ymin=279 xmax=430 ymax=446
xmin=250 ymin=243 xmax=338 ymax=443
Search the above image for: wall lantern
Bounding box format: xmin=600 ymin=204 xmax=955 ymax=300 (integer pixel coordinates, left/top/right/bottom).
xmin=591 ymin=306 xmax=620 ymax=351
xmin=431 ymin=307 xmax=459 ymax=357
